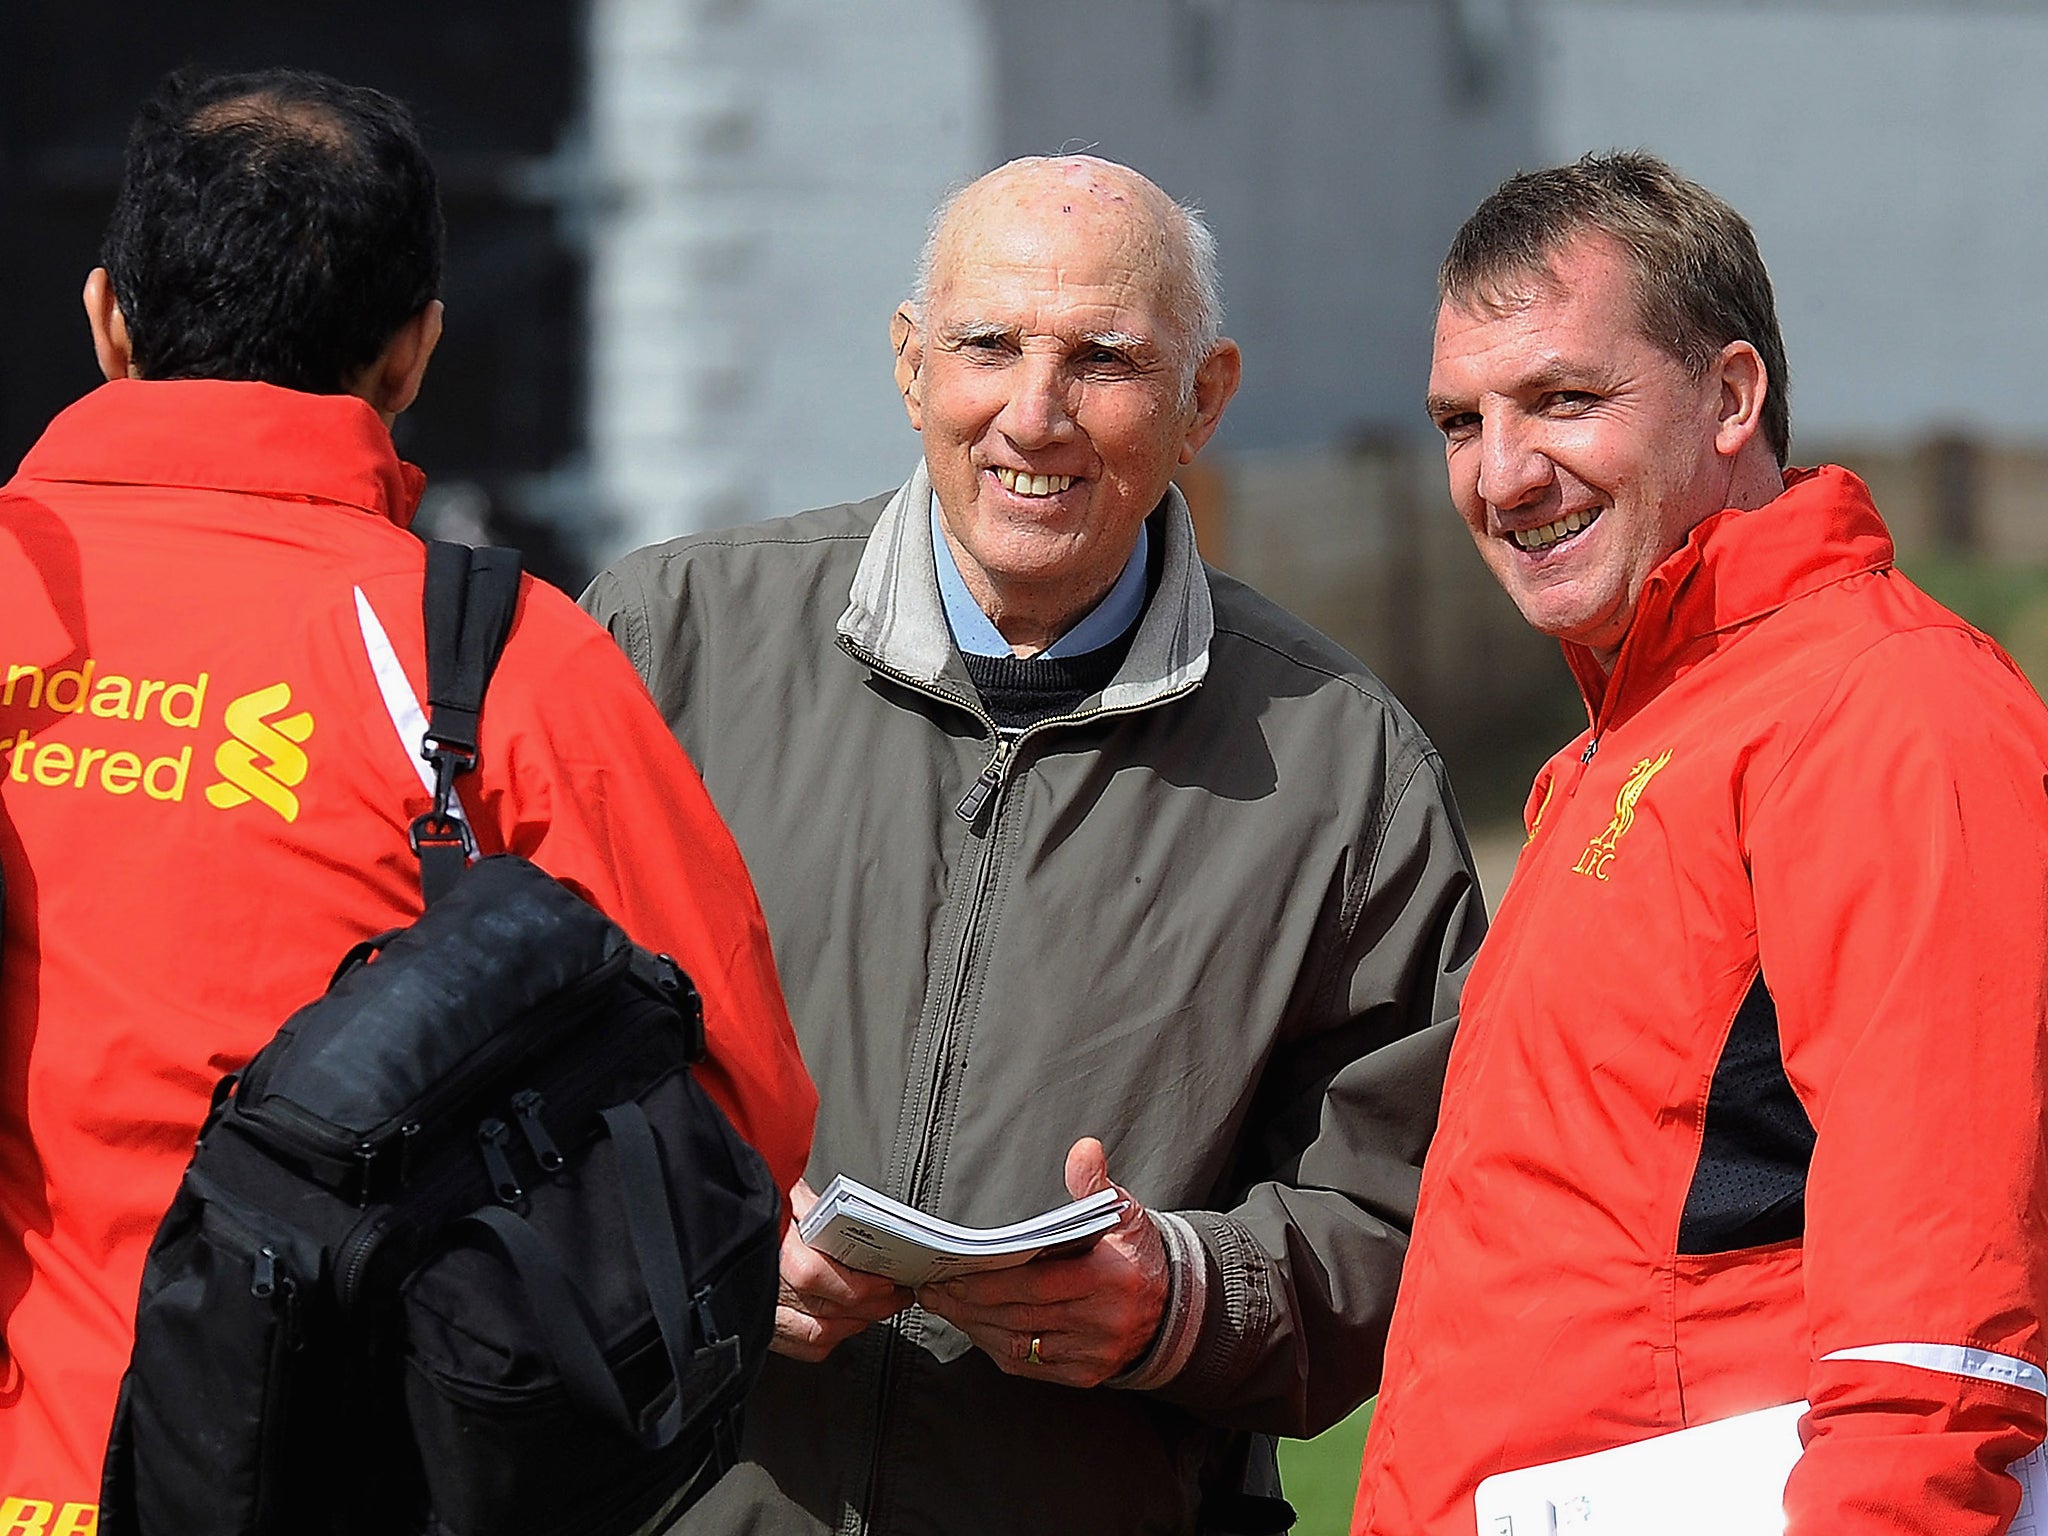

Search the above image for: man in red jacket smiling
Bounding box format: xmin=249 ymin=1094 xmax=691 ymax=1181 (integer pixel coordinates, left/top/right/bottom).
xmin=1356 ymin=152 xmax=2048 ymax=1536
xmin=0 ymin=68 xmax=814 ymax=1519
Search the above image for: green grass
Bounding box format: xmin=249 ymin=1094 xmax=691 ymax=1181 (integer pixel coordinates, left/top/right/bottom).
xmin=1278 ymin=1399 xmax=1373 ymax=1534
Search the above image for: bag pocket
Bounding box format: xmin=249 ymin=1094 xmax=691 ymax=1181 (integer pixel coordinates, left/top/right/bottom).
xmin=102 ymin=1177 xmax=317 ymax=1534
xmin=400 ymin=1088 xmax=765 ymax=1536
xmin=402 ymin=1315 xmax=738 ymax=1536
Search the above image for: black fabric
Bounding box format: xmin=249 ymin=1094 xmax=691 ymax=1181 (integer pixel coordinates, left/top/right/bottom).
xmin=1677 ymin=972 xmax=1817 ymax=1254
xmin=961 ymin=631 xmax=1135 ymax=730
xmin=101 ymin=552 xmax=780 ymax=1536
xmin=414 ymin=542 xmax=521 ymax=906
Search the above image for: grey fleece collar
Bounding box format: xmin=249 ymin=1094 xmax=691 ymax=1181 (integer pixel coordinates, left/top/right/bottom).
xmin=836 ymin=461 xmax=1214 ymax=711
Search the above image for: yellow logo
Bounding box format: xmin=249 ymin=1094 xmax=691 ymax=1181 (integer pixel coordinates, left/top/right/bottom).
xmin=205 ymin=683 xmax=315 ymax=823
xmin=0 ymin=1497 xmax=97 ymax=1536
xmin=1573 ymin=749 xmax=1673 ymax=881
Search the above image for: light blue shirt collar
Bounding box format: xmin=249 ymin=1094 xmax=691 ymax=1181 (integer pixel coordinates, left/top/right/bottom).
xmin=930 ymin=506 xmax=1150 ymax=659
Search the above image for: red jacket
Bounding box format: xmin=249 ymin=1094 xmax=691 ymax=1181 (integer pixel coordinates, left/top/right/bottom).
xmin=0 ymin=380 xmax=816 ymax=1513
xmin=1355 ymin=467 xmax=2048 ymax=1536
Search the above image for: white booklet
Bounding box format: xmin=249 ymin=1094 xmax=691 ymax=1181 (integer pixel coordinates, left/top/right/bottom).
xmin=1474 ymin=1399 xmax=2048 ymax=1535
xmin=797 ymin=1174 xmax=1125 ymax=1286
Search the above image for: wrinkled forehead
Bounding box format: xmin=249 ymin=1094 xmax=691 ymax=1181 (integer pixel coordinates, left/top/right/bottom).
xmin=928 ymin=159 xmax=1187 ymax=319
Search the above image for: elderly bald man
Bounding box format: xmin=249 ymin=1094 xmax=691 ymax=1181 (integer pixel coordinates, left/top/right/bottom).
xmin=585 ymin=155 xmax=1483 ymax=1536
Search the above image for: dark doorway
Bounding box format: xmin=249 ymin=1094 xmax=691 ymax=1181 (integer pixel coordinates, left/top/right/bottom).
xmin=0 ymin=3 xmax=594 ymax=590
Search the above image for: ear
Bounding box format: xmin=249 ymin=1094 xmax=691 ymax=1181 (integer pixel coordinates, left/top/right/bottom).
xmin=355 ymin=301 xmax=444 ymax=423
xmin=892 ymin=303 xmax=925 ymax=432
xmin=1711 ymin=340 xmax=1767 ymax=459
xmin=1177 ymin=339 xmax=1242 ymax=465
xmin=82 ymin=268 xmax=137 ymax=382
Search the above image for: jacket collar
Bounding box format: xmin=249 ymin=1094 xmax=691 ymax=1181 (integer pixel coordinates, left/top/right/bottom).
xmin=1566 ymin=464 xmax=1896 ymax=718
xmin=12 ymin=378 xmax=425 ymax=528
xmin=837 ymin=460 xmax=1214 ymax=713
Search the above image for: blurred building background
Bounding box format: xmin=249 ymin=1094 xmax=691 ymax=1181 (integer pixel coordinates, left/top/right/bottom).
xmin=4 ymin=0 xmax=2047 ymax=835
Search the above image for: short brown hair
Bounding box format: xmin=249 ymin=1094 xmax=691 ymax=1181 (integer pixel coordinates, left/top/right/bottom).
xmin=1440 ymin=151 xmax=1791 ymax=465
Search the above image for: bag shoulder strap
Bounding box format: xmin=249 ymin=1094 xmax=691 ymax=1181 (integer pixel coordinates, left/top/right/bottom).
xmin=411 ymin=540 xmax=523 ymax=906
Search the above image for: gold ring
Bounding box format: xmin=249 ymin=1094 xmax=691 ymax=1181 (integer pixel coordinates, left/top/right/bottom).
xmin=1026 ymin=1334 xmax=1043 ymax=1365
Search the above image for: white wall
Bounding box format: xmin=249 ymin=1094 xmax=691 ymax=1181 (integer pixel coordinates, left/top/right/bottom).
xmin=587 ymin=0 xmax=992 ymax=558
xmin=1535 ymin=0 xmax=2048 ymax=449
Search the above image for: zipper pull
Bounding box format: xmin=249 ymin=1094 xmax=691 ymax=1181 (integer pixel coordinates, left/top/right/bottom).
xmin=252 ymin=1245 xmax=280 ymax=1299
xmin=1580 ymin=737 xmax=1599 ymax=765
xmin=954 ymin=742 xmax=1008 ymax=824
xmin=477 ymin=1118 xmax=524 ymax=1205
xmin=509 ymin=1090 xmax=566 ymax=1173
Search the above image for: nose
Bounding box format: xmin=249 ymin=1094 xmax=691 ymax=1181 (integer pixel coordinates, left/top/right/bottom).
xmin=996 ymin=351 xmax=1077 ymax=448
xmin=1474 ymin=414 xmax=1554 ymax=512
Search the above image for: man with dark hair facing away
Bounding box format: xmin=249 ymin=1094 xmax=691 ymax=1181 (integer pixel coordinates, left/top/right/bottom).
xmin=1354 ymin=151 xmax=2048 ymax=1536
xmin=0 ymin=68 xmax=815 ymax=1517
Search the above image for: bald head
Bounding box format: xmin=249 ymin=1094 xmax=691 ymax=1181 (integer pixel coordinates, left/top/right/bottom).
xmin=912 ymin=156 xmax=1222 ymax=387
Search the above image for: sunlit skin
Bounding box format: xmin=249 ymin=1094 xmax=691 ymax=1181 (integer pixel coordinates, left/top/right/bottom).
xmin=899 ymin=156 xmax=1240 ymax=656
xmin=1425 ymin=234 xmax=1782 ymax=673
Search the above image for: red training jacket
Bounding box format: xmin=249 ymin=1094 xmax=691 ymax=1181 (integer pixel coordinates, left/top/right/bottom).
xmin=0 ymin=380 xmax=816 ymax=1516
xmin=1356 ymin=467 xmax=2048 ymax=1536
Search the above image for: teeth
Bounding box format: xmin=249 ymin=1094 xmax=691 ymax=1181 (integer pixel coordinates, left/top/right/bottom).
xmin=1512 ymin=509 xmax=1596 ymax=551
xmin=994 ymin=468 xmax=1074 ymax=497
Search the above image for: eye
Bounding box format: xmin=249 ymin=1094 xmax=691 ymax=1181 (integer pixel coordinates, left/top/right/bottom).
xmin=1543 ymin=390 xmax=1600 ymax=414
xmin=1078 ymin=345 xmax=1135 ymax=373
xmin=1434 ymin=411 xmax=1480 ymax=441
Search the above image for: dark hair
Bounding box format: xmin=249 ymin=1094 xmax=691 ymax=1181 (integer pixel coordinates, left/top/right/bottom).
xmin=101 ymin=67 xmax=443 ymax=393
xmin=1441 ymin=151 xmax=1791 ymax=465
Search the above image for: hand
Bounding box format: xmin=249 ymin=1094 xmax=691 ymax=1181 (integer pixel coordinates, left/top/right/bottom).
xmin=916 ymin=1137 xmax=1170 ymax=1389
xmin=772 ymin=1177 xmax=914 ymax=1362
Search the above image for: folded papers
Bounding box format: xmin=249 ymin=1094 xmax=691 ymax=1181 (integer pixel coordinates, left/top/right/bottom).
xmin=797 ymin=1174 xmax=1125 ymax=1286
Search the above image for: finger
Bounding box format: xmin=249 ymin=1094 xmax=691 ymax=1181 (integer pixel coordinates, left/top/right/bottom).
xmin=771 ymin=1304 xmax=883 ymax=1364
xmin=1065 ymin=1136 xmax=1110 ymax=1201
xmin=954 ymin=1319 xmax=1116 ymax=1388
xmin=770 ymin=1304 xmax=831 ymax=1362
xmin=789 ymin=1176 xmax=820 ymax=1220
xmin=920 ymin=1257 xmax=1099 ymax=1311
xmin=783 ymin=1234 xmax=905 ymax=1310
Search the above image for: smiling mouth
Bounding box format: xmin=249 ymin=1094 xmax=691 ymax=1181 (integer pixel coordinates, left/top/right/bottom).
xmin=1511 ymin=508 xmax=1599 ymax=552
xmin=992 ymin=467 xmax=1076 ymax=498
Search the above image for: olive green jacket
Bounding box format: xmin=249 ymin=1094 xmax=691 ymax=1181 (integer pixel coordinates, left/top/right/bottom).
xmin=582 ymin=467 xmax=1484 ymax=1535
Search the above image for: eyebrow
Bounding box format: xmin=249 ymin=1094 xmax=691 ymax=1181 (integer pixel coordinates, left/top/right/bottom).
xmin=1423 ymin=357 xmax=1615 ymax=420
xmin=1082 ymin=329 xmax=1151 ymax=353
xmin=937 ymin=320 xmax=1160 ymax=356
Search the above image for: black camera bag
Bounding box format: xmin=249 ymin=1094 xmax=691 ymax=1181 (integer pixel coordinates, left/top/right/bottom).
xmin=100 ymin=543 xmax=778 ymax=1534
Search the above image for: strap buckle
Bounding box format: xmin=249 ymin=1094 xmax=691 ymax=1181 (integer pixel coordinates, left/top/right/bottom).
xmin=408 ymin=808 xmax=475 ymax=860
xmin=419 ymin=733 xmax=479 ymax=777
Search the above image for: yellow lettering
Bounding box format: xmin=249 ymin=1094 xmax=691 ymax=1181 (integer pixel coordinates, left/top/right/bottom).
xmin=72 ymin=746 xmax=108 ymax=787
xmin=48 ymin=1505 xmax=93 ymax=1536
xmin=44 ymin=660 xmax=94 ymax=714
xmin=145 ymin=746 xmax=191 ymax=802
xmin=88 ymin=674 xmax=134 ymax=720
xmin=0 ymin=1497 xmax=52 ymax=1536
xmin=32 ymin=743 xmax=73 ymax=787
xmin=101 ymin=750 xmax=142 ymax=795
xmin=133 ymin=680 xmax=164 ymax=718
xmin=160 ymin=672 xmax=208 ymax=729
xmin=3 ymin=665 xmax=44 ymax=710
xmin=8 ymin=731 xmax=29 ymax=782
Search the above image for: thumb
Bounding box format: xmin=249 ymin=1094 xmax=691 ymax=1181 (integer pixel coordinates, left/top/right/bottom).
xmin=1065 ymin=1136 xmax=1112 ymax=1200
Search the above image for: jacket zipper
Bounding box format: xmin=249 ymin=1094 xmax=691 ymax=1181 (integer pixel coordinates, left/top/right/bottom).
xmin=837 ymin=634 xmax=1196 ymax=1535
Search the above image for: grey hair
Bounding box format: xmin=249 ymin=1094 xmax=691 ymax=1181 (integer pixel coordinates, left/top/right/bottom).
xmin=909 ymin=169 xmax=1225 ymax=390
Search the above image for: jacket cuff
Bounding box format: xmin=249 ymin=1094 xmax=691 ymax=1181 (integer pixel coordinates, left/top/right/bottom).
xmin=1106 ymin=1209 xmax=1208 ymax=1392
xmin=1152 ymin=1209 xmax=1274 ymax=1406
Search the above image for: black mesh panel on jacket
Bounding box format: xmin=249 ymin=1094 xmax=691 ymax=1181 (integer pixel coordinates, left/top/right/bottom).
xmin=1677 ymin=972 xmax=1817 ymax=1254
